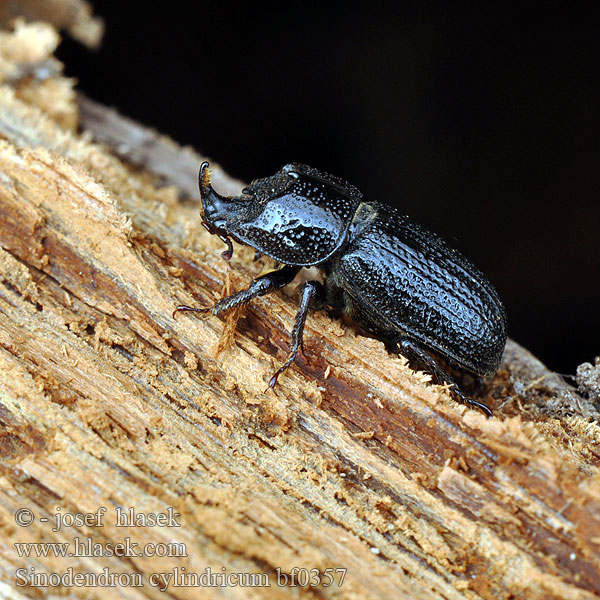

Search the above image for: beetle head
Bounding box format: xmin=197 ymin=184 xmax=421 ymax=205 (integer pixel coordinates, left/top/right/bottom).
xmin=199 ymin=161 xmax=363 ymax=266
xmin=198 ymin=162 xmax=302 ymax=232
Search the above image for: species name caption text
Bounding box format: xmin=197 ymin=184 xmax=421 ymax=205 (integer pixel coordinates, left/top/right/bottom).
xmin=12 ymin=506 xmax=347 ymax=590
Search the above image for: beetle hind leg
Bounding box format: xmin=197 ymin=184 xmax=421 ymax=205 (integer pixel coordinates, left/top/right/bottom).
xmin=267 ymin=280 xmax=325 ymax=391
xmin=398 ymin=338 xmax=493 ymax=417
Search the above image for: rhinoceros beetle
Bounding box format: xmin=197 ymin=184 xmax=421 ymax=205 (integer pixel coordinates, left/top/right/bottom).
xmin=175 ymin=162 xmax=507 ymax=417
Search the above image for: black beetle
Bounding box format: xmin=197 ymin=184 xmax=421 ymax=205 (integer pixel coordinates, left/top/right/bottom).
xmin=175 ymin=162 xmax=507 ymax=416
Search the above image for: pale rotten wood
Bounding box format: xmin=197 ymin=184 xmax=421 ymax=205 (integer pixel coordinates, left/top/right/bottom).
xmin=0 ymin=67 xmax=600 ymax=600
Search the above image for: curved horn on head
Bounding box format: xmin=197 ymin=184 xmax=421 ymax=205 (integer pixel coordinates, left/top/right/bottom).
xmin=198 ymin=161 xmax=235 ymax=227
xmin=198 ymin=161 xmax=214 ymax=201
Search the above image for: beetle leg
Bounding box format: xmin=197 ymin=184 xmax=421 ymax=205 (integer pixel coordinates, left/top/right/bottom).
xmin=267 ymin=281 xmax=325 ymax=391
xmin=398 ymin=338 xmax=493 ymax=417
xmin=202 ymin=221 xmax=234 ymax=260
xmin=173 ymin=266 xmax=299 ymax=319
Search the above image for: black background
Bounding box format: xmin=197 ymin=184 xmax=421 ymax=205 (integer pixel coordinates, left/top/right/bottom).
xmin=56 ymin=2 xmax=599 ymax=375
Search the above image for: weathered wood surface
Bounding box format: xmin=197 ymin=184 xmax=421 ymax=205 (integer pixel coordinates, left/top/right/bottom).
xmin=1 ymin=21 xmax=600 ymax=600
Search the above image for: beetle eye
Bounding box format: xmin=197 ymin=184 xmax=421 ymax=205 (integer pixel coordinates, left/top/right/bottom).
xmin=242 ymin=186 xmax=252 ymax=195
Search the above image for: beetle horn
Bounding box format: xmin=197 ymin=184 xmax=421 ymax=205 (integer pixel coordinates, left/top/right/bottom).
xmin=198 ymin=161 xmax=237 ymax=226
xmin=199 ymin=161 xmax=217 ymax=201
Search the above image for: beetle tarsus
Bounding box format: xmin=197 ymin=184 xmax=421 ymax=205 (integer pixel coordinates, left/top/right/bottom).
xmin=450 ymin=385 xmax=493 ymax=418
xmin=398 ymin=338 xmax=493 ymax=417
xmin=266 ymin=370 xmax=283 ymax=391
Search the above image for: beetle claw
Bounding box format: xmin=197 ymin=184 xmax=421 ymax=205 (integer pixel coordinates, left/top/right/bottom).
xmin=266 ymin=356 xmax=295 ymax=392
xmin=265 ymin=373 xmax=280 ymax=392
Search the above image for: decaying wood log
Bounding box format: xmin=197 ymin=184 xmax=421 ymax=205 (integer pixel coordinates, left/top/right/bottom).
xmin=1 ymin=18 xmax=600 ymax=600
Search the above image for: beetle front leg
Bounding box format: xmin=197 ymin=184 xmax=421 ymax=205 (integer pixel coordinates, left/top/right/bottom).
xmin=267 ymin=280 xmax=325 ymax=390
xmin=202 ymin=221 xmax=234 ymax=260
xmin=173 ymin=265 xmax=300 ymax=319
xmin=398 ymin=338 xmax=493 ymax=417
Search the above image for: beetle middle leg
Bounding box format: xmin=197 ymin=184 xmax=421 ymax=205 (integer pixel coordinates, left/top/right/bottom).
xmin=398 ymin=338 xmax=493 ymax=417
xmin=173 ymin=265 xmax=300 ymax=319
xmin=267 ymin=280 xmax=325 ymax=390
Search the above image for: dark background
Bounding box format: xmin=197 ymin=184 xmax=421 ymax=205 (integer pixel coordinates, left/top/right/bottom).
xmin=56 ymin=2 xmax=599 ymax=375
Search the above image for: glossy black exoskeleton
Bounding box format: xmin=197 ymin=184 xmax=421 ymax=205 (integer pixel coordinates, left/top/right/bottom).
xmin=175 ymin=162 xmax=507 ymax=416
